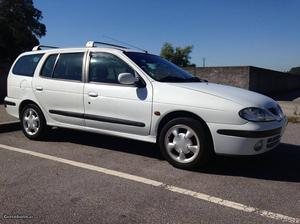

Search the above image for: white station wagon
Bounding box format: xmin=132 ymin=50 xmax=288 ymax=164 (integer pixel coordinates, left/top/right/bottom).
xmin=4 ymin=41 xmax=288 ymax=169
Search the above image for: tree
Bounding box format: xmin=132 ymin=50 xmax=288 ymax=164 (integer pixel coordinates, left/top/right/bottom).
xmin=160 ymin=42 xmax=195 ymax=67
xmin=289 ymin=67 xmax=300 ymax=75
xmin=0 ymin=0 xmax=46 ymax=62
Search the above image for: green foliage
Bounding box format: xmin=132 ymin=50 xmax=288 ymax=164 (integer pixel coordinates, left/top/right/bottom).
xmin=289 ymin=67 xmax=300 ymax=75
xmin=0 ymin=0 xmax=46 ymax=62
xmin=160 ymin=42 xmax=195 ymax=67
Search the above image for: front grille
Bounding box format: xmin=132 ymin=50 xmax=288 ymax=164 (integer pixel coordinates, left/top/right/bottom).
xmin=267 ymin=135 xmax=281 ymax=148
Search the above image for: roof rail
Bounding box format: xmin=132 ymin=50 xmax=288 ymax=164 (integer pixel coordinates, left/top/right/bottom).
xmin=85 ymin=41 xmax=128 ymax=49
xmin=32 ymin=45 xmax=58 ymax=51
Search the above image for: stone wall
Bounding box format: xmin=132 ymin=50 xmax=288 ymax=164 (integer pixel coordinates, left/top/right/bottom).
xmin=185 ymin=66 xmax=300 ymax=95
xmin=185 ymin=66 xmax=250 ymax=89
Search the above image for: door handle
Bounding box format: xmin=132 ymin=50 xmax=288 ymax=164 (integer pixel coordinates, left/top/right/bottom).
xmin=88 ymin=92 xmax=98 ymax=97
xmin=36 ymin=86 xmax=43 ymax=91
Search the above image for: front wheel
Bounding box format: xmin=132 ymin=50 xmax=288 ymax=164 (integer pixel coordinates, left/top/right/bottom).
xmin=159 ymin=117 xmax=213 ymax=169
xmin=21 ymin=104 xmax=48 ymax=140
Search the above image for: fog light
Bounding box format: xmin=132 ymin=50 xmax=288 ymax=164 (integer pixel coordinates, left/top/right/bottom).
xmin=254 ymin=140 xmax=264 ymax=151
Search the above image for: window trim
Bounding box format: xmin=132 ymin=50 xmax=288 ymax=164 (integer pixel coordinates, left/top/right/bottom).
xmin=39 ymin=52 xmax=85 ymax=83
xmin=86 ymin=51 xmax=145 ymax=87
xmin=12 ymin=53 xmax=44 ymax=77
xmin=39 ymin=53 xmax=59 ymax=78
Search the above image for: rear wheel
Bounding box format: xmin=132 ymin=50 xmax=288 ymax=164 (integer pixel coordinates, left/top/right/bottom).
xmin=159 ymin=117 xmax=213 ymax=169
xmin=21 ymin=104 xmax=48 ymax=140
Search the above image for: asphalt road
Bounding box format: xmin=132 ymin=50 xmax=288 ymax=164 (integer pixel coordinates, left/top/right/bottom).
xmin=0 ymin=123 xmax=299 ymax=224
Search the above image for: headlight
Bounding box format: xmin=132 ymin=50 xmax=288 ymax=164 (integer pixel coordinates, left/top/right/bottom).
xmin=239 ymin=107 xmax=275 ymax=122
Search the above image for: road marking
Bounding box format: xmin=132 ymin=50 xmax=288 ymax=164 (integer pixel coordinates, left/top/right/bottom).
xmin=0 ymin=143 xmax=299 ymax=224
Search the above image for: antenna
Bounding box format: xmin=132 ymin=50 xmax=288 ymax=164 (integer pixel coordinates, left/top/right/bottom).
xmin=103 ymin=35 xmax=148 ymax=53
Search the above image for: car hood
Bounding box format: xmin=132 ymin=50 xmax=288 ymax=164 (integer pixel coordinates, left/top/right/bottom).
xmin=168 ymin=82 xmax=276 ymax=108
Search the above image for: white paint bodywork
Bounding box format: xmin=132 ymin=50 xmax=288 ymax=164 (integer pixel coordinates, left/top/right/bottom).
xmin=5 ymin=46 xmax=288 ymax=155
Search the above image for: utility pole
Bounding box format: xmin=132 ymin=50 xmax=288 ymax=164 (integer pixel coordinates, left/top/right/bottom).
xmin=202 ymin=57 xmax=206 ymax=67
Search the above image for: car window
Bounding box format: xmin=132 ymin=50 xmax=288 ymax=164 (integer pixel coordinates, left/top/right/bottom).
xmin=89 ymin=52 xmax=134 ymax=84
xmin=12 ymin=54 xmax=44 ymax=77
xmin=124 ymin=52 xmax=200 ymax=83
xmin=40 ymin=54 xmax=58 ymax=78
xmin=53 ymin=53 xmax=84 ymax=81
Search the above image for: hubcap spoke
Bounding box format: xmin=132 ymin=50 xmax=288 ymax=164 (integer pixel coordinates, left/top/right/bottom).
xmin=187 ymin=145 xmax=198 ymax=154
xmin=178 ymin=151 xmax=186 ymax=161
xmin=172 ymin=129 xmax=179 ymax=137
xmin=166 ymin=142 xmax=175 ymax=151
xmin=185 ymin=130 xmax=193 ymax=139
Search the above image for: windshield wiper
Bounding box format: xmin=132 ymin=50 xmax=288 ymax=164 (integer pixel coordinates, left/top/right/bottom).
xmin=159 ymin=76 xmax=186 ymax=82
xmin=185 ymin=77 xmax=208 ymax=83
xmin=159 ymin=76 xmax=208 ymax=83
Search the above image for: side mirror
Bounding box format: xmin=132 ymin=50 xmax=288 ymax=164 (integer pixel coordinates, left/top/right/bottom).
xmin=118 ymin=73 xmax=136 ymax=85
xmin=118 ymin=73 xmax=146 ymax=88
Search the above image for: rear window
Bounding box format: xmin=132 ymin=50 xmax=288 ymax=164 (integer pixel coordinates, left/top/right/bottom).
xmin=12 ymin=54 xmax=44 ymax=77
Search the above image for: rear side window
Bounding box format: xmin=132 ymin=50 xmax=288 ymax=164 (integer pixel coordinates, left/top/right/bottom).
xmin=53 ymin=53 xmax=84 ymax=81
xmin=40 ymin=54 xmax=58 ymax=78
xmin=12 ymin=54 xmax=44 ymax=77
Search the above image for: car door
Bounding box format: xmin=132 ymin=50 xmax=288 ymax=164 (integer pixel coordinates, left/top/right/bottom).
xmin=84 ymin=51 xmax=152 ymax=135
xmin=33 ymin=50 xmax=86 ymax=126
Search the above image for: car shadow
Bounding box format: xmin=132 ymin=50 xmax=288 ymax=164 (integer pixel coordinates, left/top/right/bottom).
xmin=45 ymin=128 xmax=163 ymax=160
xmin=0 ymin=121 xmax=20 ymax=133
xmin=44 ymin=128 xmax=300 ymax=183
xmin=200 ymin=143 xmax=300 ymax=183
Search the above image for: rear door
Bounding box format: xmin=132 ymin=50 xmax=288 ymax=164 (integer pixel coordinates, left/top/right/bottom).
xmin=33 ymin=50 xmax=86 ymax=126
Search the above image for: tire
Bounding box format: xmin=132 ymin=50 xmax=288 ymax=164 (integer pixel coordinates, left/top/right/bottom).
xmin=159 ymin=117 xmax=213 ymax=169
xmin=20 ymin=104 xmax=48 ymax=140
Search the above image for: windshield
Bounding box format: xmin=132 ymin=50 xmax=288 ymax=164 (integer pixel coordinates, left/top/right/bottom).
xmin=124 ymin=52 xmax=202 ymax=83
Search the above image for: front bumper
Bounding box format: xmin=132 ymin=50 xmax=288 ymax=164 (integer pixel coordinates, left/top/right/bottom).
xmin=207 ymin=117 xmax=288 ymax=155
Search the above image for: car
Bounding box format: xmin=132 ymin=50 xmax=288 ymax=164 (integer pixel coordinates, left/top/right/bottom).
xmin=4 ymin=41 xmax=288 ymax=169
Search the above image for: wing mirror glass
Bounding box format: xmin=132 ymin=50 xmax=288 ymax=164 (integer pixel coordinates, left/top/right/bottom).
xmin=118 ymin=73 xmax=136 ymax=85
xmin=118 ymin=73 xmax=146 ymax=88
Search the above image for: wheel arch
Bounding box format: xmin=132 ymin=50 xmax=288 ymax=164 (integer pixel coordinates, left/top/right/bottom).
xmin=19 ymin=99 xmax=42 ymax=119
xmin=156 ymin=110 xmax=214 ymax=149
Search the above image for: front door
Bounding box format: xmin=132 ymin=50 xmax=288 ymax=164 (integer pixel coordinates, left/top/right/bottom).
xmin=84 ymin=51 xmax=152 ymax=135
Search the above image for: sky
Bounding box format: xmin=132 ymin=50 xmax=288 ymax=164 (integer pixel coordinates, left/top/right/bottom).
xmin=34 ymin=0 xmax=300 ymax=71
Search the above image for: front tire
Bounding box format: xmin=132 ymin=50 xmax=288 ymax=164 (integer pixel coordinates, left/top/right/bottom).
xmin=159 ymin=117 xmax=213 ymax=169
xmin=21 ymin=104 xmax=48 ymax=140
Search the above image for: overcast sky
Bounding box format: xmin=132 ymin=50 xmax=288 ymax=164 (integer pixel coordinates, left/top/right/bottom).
xmin=34 ymin=0 xmax=300 ymax=71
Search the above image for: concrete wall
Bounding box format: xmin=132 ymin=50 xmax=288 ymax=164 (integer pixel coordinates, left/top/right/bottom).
xmin=185 ymin=66 xmax=300 ymax=95
xmin=249 ymin=67 xmax=300 ymax=95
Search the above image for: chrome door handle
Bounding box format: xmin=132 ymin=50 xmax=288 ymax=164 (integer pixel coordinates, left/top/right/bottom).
xmin=36 ymin=86 xmax=43 ymax=91
xmin=88 ymin=92 xmax=98 ymax=97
